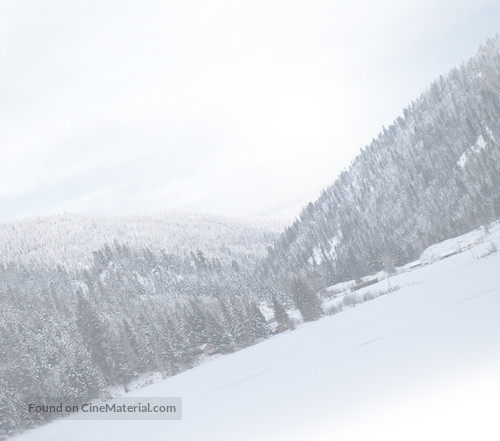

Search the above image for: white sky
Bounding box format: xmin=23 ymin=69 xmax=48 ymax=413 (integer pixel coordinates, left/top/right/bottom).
xmin=1 ymin=0 xmax=499 ymax=222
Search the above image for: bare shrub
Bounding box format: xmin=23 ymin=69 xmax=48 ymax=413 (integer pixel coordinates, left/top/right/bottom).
xmin=362 ymin=291 xmax=376 ymax=302
xmin=325 ymin=303 xmax=342 ymax=315
xmin=481 ymin=242 xmax=498 ymax=258
xmin=343 ymin=294 xmax=358 ymax=307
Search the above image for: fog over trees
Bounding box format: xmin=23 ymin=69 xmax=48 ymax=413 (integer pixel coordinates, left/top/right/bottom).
xmin=1 ymin=35 xmax=500 ymax=438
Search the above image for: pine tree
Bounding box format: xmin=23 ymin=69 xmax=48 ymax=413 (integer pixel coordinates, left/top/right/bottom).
xmin=291 ymin=277 xmax=323 ymax=322
xmin=228 ymin=299 xmax=248 ymax=348
xmin=205 ymin=310 xmax=234 ymax=354
xmin=75 ymin=290 xmax=113 ymax=380
xmin=271 ymin=295 xmax=292 ymax=329
xmin=245 ymin=301 xmax=269 ymax=342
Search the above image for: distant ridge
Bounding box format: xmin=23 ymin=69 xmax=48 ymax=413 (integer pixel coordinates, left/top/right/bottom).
xmin=0 ymin=211 xmax=277 ymax=269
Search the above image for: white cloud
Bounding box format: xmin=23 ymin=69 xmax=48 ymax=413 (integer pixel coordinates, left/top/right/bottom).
xmin=1 ymin=0 xmax=499 ymax=221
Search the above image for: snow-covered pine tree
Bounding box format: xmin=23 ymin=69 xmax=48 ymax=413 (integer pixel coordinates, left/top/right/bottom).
xmin=291 ymin=277 xmax=323 ymax=322
xmin=245 ymin=301 xmax=270 ymax=342
xmin=271 ymin=295 xmax=292 ymax=329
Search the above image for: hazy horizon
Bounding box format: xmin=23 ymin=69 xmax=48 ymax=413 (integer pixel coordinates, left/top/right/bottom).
xmin=1 ymin=0 xmax=499 ymax=223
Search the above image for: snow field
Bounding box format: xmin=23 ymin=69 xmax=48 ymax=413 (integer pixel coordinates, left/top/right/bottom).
xmin=13 ymin=243 xmax=500 ymax=441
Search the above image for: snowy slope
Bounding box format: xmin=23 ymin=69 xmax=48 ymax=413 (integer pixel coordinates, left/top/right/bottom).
xmin=0 ymin=211 xmax=277 ymax=268
xmin=13 ymin=248 xmax=500 ymax=440
xmin=322 ymin=221 xmax=500 ymax=312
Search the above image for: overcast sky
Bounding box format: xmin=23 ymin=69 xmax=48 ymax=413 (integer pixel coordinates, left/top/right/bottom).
xmin=1 ymin=0 xmax=499 ymax=223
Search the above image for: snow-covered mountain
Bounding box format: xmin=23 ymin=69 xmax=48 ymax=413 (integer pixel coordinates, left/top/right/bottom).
xmin=260 ymin=35 xmax=500 ymax=286
xmin=0 ymin=211 xmax=277 ymax=269
xmin=3 ymin=34 xmax=500 ymax=441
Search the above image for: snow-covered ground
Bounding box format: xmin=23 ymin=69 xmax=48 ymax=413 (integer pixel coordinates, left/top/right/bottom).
xmin=323 ymin=221 xmax=500 ymax=312
xmin=13 ymin=233 xmax=500 ymax=440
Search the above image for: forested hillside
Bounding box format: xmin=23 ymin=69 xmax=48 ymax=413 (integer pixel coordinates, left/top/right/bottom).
xmin=2 ymin=35 xmax=500 ymax=440
xmin=260 ymin=35 xmax=500 ymax=285
xmin=0 ymin=211 xmax=278 ymax=269
xmin=0 ymin=213 xmax=285 ymax=436
xmin=0 ymin=240 xmax=291 ymax=436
